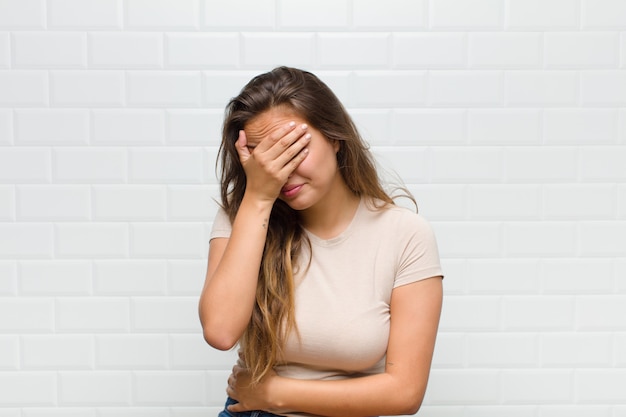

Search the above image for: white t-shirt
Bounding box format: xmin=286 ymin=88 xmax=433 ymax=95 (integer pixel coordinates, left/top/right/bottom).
xmin=210 ymin=198 xmax=443 ymax=413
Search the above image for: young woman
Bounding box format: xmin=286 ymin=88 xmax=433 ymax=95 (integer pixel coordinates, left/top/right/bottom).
xmin=199 ymin=66 xmax=443 ymax=417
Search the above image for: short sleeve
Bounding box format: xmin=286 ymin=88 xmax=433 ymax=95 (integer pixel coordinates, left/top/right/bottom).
xmin=210 ymin=207 xmax=232 ymax=241
xmin=393 ymin=214 xmax=443 ymax=288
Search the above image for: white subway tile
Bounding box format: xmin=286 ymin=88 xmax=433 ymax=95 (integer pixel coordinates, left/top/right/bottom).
xmin=98 ymin=409 xmax=169 ymax=417
xmin=617 ymin=259 xmax=626 ymax=293
xmin=468 ymin=259 xmax=540 ymax=294
xmin=506 ymin=71 xmax=578 ymax=106
xmin=49 ymin=0 xmax=121 ymax=28
xmin=545 ymin=33 xmax=619 ymax=69
xmin=579 ymin=221 xmax=626 ymax=257
xmin=0 ymin=335 xmax=18 ymax=370
xmin=166 ymin=109 xmax=223 ymax=145
xmin=439 ymin=295 xmax=501 ymax=331
xmin=408 ymin=184 xmax=468 ymax=220
xmin=166 ymin=34 xmax=238 ymax=68
xmin=544 ymin=109 xmax=618 ymax=144
xmin=0 ymin=32 xmax=10 ymax=68
xmin=582 ymin=0 xmax=626 ymax=28
xmin=430 ymin=0 xmax=503 ymax=29
xmin=537 ymin=406 xmax=611 ymax=417
xmin=13 ymin=32 xmax=86 ymax=68
xmin=93 ymin=185 xmax=166 ymax=221
xmin=507 ymin=0 xmax=579 ymax=29
xmin=439 ymin=259 xmax=466 ymax=294
xmin=0 ymin=261 xmax=17 ymax=295
xmin=22 ymin=409 xmax=97 ymax=417
xmin=392 ymin=109 xmax=466 ymax=145
xmin=167 ymin=260 xmax=205 ymax=295
xmin=0 ymin=298 xmax=54 ymax=332
xmin=132 ymin=297 xmax=199 ymax=332
xmin=22 ymin=335 xmax=93 ymax=369
xmin=467 ymin=334 xmax=538 ymax=367
xmin=53 ymin=148 xmax=126 ymax=183
xmin=501 ymin=370 xmax=573 ymax=403
xmin=56 ymin=298 xmax=130 ymax=332
xmin=96 ymin=334 xmax=168 ymax=369
xmin=126 ymin=0 xmax=200 ymax=29
xmin=429 ymin=71 xmax=502 ymax=106
xmin=92 ymin=110 xmax=164 ymax=145
xmin=94 ymin=260 xmax=167 ymax=295
xmin=0 ymin=372 xmax=56 ymax=406
xmin=241 ymin=33 xmax=314 ymax=68
xmin=393 ymin=33 xmax=466 ymax=69
xmin=15 ymin=109 xmax=89 ymax=145
xmin=0 ymin=71 xmax=48 ymax=106
xmin=203 ymin=147 xmax=220 ymax=184
xmin=167 ymin=185 xmax=217 ymax=221
xmin=55 ymin=223 xmax=129 ymax=258
xmin=203 ymin=0 xmax=274 ymax=29
xmin=469 ymin=33 xmax=542 ymax=68
xmin=19 ymin=260 xmax=92 ymax=295
xmin=0 ymin=110 xmax=12 ymax=144
xmin=130 ymin=148 xmax=203 ymax=183
xmin=202 ymin=71 xmax=259 ymax=108
xmin=130 ymin=223 xmax=204 ymax=258
xmin=51 ymin=71 xmax=124 ymax=107
xmin=134 ymin=371 xmax=205 ymax=405
xmin=616 ymin=332 xmax=626 ymax=366
xmin=505 ymin=222 xmax=577 ymax=257
xmin=353 ymin=72 xmax=427 ymax=107
xmin=430 ymin=148 xmax=503 ymax=183
xmin=127 ymin=72 xmax=202 ymax=107
xmin=278 ymin=0 xmax=349 ymax=29
xmin=465 ymin=406 xmax=536 ymax=417
xmin=469 ymin=109 xmax=541 ymax=144
xmin=503 ymin=296 xmax=575 ymax=330
xmin=348 ymin=109 xmax=391 ymax=145
xmin=581 ymin=71 xmax=626 ymax=106
xmin=541 ymin=259 xmax=613 ymax=294
xmin=90 ymin=33 xmax=162 ymax=69
xmin=470 ymin=184 xmax=541 ymax=220
xmin=59 ymin=371 xmax=131 ymax=405
xmin=0 ymin=185 xmax=14 ymax=220
xmin=433 ymin=221 xmax=502 ymax=257
xmin=541 ymin=333 xmax=612 ymax=367
xmin=0 ymin=148 xmax=51 ymax=183
xmin=0 ymin=0 xmax=45 ymax=29
xmin=353 ymin=0 xmax=426 ymax=29
xmin=621 ymin=185 xmax=626 ymax=220
xmin=426 ymin=370 xmax=499 ymax=404
xmin=575 ymin=370 xmax=626 ymax=402
xmin=505 ymin=147 xmax=578 ymax=182
xmin=319 ymin=34 xmax=389 ymax=68
xmin=170 ymin=334 xmax=237 ymax=369
xmin=580 ymin=146 xmax=626 ymax=181
xmin=0 ymin=223 xmax=53 ymax=258
xmin=543 ymin=184 xmax=616 ymax=220
xmin=17 ymin=185 xmax=90 ymax=220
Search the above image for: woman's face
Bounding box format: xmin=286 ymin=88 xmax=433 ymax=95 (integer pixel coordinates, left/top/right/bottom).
xmin=243 ymin=106 xmax=342 ymax=212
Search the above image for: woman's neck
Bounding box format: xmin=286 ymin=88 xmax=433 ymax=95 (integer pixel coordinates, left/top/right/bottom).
xmin=298 ymin=183 xmax=360 ymax=240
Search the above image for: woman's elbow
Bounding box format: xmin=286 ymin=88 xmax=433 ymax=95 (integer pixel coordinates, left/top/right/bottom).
xmin=202 ymin=327 xmax=239 ymax=351
xmin=391 ymin=387 xmax=425 ymax=416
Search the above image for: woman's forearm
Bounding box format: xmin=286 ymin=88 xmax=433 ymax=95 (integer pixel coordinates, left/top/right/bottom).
xmin=199 ymin=193 xmax=274 ymax=350
xmin=269 ymin=372 xmax=427 ymax=417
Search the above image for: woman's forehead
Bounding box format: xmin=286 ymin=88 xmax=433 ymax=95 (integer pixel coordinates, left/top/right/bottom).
xmin=244 ymin=107 xmax=305 ymax=143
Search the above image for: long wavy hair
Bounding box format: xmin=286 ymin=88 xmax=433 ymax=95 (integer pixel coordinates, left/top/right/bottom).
xmin=218 ymin=66 xmax=407 ymax=383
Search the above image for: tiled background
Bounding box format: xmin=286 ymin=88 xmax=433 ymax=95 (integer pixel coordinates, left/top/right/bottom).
xmin=0 ymin=0 xmax=625 ymax=415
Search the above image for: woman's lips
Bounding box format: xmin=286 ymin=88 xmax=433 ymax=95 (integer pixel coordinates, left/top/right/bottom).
xmin=281 ymin=184 xmax=303 ymax=198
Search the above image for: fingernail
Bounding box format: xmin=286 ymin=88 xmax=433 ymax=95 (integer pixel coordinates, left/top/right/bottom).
xmin=301 ymin=123 xmax=308 ymax=130
xmin=304 ymin=133 xmax=312 ymax=140
xmin=288 ymin=121 xmax=296 ymax=127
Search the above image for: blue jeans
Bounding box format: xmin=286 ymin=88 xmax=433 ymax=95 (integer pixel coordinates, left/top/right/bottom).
xmin=218 ymin=397 xmax=284 ymax=417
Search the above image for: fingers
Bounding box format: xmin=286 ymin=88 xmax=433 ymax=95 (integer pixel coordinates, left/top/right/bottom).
xmin=235 ymin=130 xmax=251 ymax=162
xmin=258 ymin=122 xmax=310 ymax=163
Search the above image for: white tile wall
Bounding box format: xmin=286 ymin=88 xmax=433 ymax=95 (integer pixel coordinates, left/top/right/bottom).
xmin=0 ymin=0 xmax=624 ymax=415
